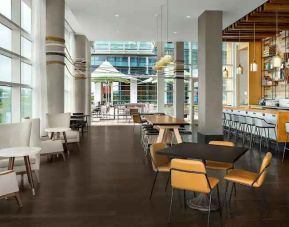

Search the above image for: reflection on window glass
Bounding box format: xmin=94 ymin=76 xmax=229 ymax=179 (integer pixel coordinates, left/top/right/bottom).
xmin=0 ymin=0 xmax=11 ymax=19
xmin=0 ymin=23 xmax=12 ymax=50
xmin=21 ymin=88 xmax=32 ymax=119
xmin=0 ymin=86 xmax=11 ymax=123
xmin=0 ymin=54 xmax=12 ymax=82
xmin=21 ymin=36 xmax=32 ymax=59
xmin=21 ymin=62 xmax=32 ymax=85
xmin=21 ymin=0 xmax=31 ymax=33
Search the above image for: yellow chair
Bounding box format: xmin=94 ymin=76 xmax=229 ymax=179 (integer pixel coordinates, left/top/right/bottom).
xmin=224 ymin=152 xmax=272 ymax=204
xmin=132 ymin=113 xmax=144 ymax=132
xmin=206 ymin=141 xmax=235 ymax=171
xmin=169 ymin=159 xmax=221 ymax=225
xmin=149 ymin=143 xmax=170 ymax=199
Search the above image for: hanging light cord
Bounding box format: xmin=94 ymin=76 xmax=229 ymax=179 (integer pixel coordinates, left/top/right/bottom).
xmin=254 ymin=22 xmax=256 ymax=61
xmin=160 ymin=5 xmax=163 ymax=56
xmin=276 ymin=10 xmax=278 ymax=55
xmin=167 ymin=0 xmax=169 ymax=44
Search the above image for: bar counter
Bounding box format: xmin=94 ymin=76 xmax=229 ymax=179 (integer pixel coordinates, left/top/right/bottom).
xmin=224 ymin=105 xmax=289 ymax=142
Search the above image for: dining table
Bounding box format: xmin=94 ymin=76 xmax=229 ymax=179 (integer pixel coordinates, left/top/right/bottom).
xmin=144 ymin=115 xmax=189 ymax=144
xmin=157 ymin=142 xmax=248 ymax=212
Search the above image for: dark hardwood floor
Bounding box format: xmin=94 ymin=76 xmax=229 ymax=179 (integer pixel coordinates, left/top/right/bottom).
xmin=1 ymin=126 xmax=289 ymax=227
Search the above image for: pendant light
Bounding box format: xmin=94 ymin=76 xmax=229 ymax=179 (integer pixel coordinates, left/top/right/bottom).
xmin=250 ymin=22 xmax=258 ymax=72
xmin=223 ymin=67 xmax=229 ymax=77
xmin=272 ymin=11 xmax=282 ymax=68
xmin=162 ymin=0 xmax=172 ymax=65
xmin=237 ymin=30 xmax=244 ymax=75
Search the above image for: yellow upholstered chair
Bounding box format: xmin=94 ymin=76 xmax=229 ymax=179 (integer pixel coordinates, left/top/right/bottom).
xmin=132 ymin=113 xmax=144 ymax=132
xmin=206 ymin=141 xmax=235 ymax=171
xmin=149 ymin=143 xmax=170 ymax=199
xmin=169 ymin=159 xmax=221 ymax=225
xmin=224 ymin=152 xmax=272 ymax=204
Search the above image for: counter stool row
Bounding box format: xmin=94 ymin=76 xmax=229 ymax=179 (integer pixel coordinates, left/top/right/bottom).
xmin=223 ymin=112 xmax=279 ymax=152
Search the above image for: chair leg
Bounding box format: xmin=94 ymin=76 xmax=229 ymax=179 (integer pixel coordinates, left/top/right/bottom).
xmin=165 ymin=172 xmax=170 ymax=192
xmin=149 ymin=171 xmax=158 ymax=199
xmin=223 ymin=181 xmax=229 ymax=207
xmin=274 ymin=128 xmax=279 ymax=152
xmin=168 ymin=188 xmax=174 ymax=223
xmin=34 ymin=170 xmax=40 ymax=184
xmin=228 ymin=182 xmax=235 ymax=205
xmin=15 ymin=192 xmax=23 ymax=208
xmin=216 ymin=185 xmax=222 ymax=217
xmin=183 ymin=190 xmax=187 ymax=209
xmin=207 ymin=193 xmax=212 ymax=227
xmin=233 ymin=182 xmax=237 ymax=197
xmin=283 ymin=134 xmax=288 ymax=163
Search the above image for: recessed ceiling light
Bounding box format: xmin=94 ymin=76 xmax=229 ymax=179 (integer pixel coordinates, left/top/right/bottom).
xmin=186 ymin=15 xmax=191 ymax=19
xmin=115 ymin=14 xmax=119 ymax=17
xmin=173 ymin=31 xmax=178 ymax=34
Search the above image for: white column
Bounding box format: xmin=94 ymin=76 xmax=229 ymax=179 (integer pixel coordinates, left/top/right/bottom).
xmin=94 ymin=82 xmax=102 ymax=105
xmin=173 ymin=42 xmax=184 ymax=120
xmin=156 ymin=42 xmax=164 ymax=112
xmin=46 ymin=0 xmax=65 ymax=114
xmin=198 ymin=11 xmax=223 ymax=143
xmin=130 ymin=79 xmax=137 ymax=103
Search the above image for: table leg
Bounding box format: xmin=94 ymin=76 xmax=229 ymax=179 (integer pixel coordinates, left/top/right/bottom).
xmin=8 ymin=157 xmax=15 ymax=170
xmin=50 ymin=132 xmax=54 ymax=140
xmin=173 ymin=128 xmax=183 ymax=144
xmin=63 ymin=132 xmax=70 ymax=157
xmin=156 ymin=128 xmax=166 ymax=143
xmin=23 ymin=156 xmax=36 ymax=196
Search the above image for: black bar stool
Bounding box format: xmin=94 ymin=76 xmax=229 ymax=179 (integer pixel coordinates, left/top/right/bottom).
xmin=282 ymin=122 xmax=289 ymax=163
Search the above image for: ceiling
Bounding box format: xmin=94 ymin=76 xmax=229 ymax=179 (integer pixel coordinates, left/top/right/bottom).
xmin=65 ymin=0 xmax=266 ymax=42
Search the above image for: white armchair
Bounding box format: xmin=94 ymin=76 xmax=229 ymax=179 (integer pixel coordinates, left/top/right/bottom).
xmin=46 ymin=113 xmax=80 ymax=150
xmin=0 ymin=170 xmax=22 ymax=208
xmin=31 ymin=118 xmax=65 ymax=161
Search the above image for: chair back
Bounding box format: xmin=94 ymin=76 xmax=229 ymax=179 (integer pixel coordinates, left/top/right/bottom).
xmin=254 ymin=117 xmax=266 ymax=127
xmin=231 ymin=114 xmax=239 ymax=122
xmin=0 ymin=121 xmax=32 ymax=149
xmin=209 ymin=140 xmax=234 ymax=147
xmin=171 ymin=159 xmax=211 ymax=193
xmin=132 ymin=114 xmax=142 ymax=124
xmin=245 ymin=116 xmax=254 ymax=125
xmin=225 ymin=113 xmax=231 ymax=121
xmin=46 ymin=113 xmax=70 ymax=128
xmin=255 ymin=152 xmax=272 ymax=187
xmin=238 ymin=115 xmax=247 ymax=124
xmin=286 ymin=122 xmax=289 ymax=134
xmin=130 ymin=108 xmax=139 ymax=115
xmin=28 ymin=119 xmax=41 ymax=147
xmin=150 ymin=143 xmax=169 ymax=172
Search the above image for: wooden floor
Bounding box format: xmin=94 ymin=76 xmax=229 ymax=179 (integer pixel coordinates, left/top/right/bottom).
xmin=1 ymin=126 xmax=289 ymax=227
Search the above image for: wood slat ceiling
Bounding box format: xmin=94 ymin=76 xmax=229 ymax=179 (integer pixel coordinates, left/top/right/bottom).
xmin=223 ymin=0 xmax=289 ymax=42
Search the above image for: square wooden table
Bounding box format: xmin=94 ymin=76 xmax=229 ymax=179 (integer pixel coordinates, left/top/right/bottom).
xmin=144 ymin=115 xmax=189 ymax=144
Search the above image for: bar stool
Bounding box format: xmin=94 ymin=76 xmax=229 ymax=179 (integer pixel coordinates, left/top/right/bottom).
xmin=231 ymin=114 xmax=240 ymax=140
xmin=237 ymin=115 xmax=247 ymax=145
xmin=282 ymin=122 xmax=289 ymax=163
xmin=254 ymin=117 xmax=279 ymax=152
xmin=224 ymin=112 xmax=233 ymax=136
xmin=245 ymin=116 xmax=255 ymax=149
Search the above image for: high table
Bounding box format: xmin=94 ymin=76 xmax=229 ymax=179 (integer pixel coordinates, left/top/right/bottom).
xmin=45 ymin=127 xmax=70 ymax=156
xmin=157 ymin=142 xmax=248 ymax=211
xmin=144 ymin=115 xmax=189 ymax=144
xmin=0 ymin=147 xmax=41 ymax=196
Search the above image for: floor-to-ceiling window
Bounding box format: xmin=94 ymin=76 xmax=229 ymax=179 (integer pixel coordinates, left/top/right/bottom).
xmin=0 ymin=0 xmax=32 ymax=123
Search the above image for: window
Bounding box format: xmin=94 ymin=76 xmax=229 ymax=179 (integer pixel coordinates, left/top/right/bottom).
xmin=21 ymin=36 xmax=32 ymax=59
xmin=0 ymin=54 xmax=12 ymax=82
xmin=0 ymin=0 xmax=11 ymax=19
xmin=21 ymin=88 xmax=32 ymax=118
xmin=0 ymin=0 xmax=33 ymax=123
xmin=0 ymin=86 xmax=11 ymax=123
xmin=0 ymin=23 xmax=12 ymax=50
xmin=21 ymin=62 xmax=32 ymax=85
xmin=21 ymin=0 xmax=32 ymax=33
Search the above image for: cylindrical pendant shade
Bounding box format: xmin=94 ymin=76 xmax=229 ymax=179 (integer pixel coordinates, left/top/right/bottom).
xmin=237 ymin=64 xmax=243 ymax=75
xmin=250 ymin=60 xmax=258 ymax=72
xmin=272 ymin=54 xmax=282 ymax=68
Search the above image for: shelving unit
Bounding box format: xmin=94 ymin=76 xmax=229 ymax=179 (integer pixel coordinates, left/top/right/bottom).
xmin=261 ymin=31 xmax=289 ymax=100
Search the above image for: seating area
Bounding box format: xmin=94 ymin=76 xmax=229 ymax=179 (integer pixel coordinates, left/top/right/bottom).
xmin=2 ymin=0 xmax=289 ymax=226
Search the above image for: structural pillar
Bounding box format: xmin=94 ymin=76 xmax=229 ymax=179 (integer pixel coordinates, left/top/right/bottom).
xmin=198 ymin=11 xmax=223 ymax=143
xmin=173 ymin=42 xmax=184 ymax=120
xmin=46 ymin=0 xmax=65 ymax=114
xmin=74 ymin=35 xmax=89 ymax=113
xmin=156 ymin=42 xmax=164 ymax=112
xmin=130 ymin=79 xmax=137 ymax=103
